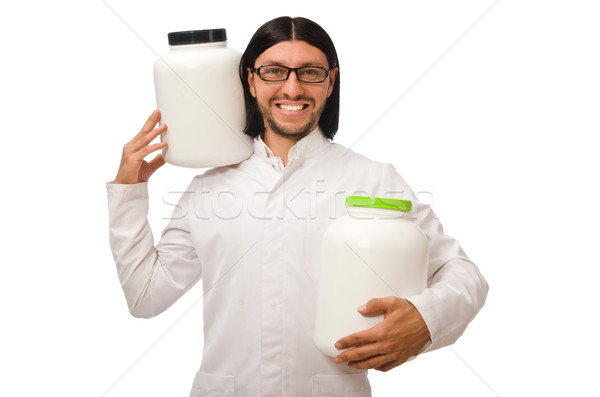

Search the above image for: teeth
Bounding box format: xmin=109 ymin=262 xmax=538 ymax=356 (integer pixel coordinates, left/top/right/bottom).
xmin=279 ymin=104 xmax=304 ymax=112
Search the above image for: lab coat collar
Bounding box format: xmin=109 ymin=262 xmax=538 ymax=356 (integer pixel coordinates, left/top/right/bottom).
xmin=254 ymin=128 xmax=329 ymax=162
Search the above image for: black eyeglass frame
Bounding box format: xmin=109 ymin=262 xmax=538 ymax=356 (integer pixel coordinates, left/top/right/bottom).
xmin=251 ymin=65 xmax=334 ymax=83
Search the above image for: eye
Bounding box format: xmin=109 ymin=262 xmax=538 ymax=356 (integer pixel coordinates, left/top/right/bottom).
xmin=298 ymin=67 xmax=327 ymax=82
xmin=261 ymin=66 xmax=287 ymax=78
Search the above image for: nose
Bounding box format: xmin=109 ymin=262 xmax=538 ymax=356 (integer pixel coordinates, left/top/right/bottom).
xmin=281 ymin=70 xmax=304 ymax=97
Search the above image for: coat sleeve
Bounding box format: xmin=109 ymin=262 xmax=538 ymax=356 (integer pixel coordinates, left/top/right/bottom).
xmin=380 ymin=164 xmax=489 ymax=353
xmin=106 ymin=181 xmax=202 ymax=318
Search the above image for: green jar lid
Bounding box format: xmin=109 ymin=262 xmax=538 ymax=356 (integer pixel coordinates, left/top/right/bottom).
xmin=345 ymin=196 xmax=412 ymax=211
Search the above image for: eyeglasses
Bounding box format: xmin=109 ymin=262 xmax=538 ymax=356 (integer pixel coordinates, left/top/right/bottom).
xmin=252 ymin=65 xmax=332 ymax=83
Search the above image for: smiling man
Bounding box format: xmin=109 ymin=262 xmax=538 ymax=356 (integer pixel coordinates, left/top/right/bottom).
xmin=108 ymin=16 xmax=488 ymax=397
xmin=248 ymin=40 xmax=335 ymax=140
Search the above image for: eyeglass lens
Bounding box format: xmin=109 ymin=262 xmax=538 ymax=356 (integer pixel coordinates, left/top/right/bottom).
xmin=258 ymin=66 xmax=328 ymax=83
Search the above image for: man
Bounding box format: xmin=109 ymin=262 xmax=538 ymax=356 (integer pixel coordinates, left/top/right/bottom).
xmin=108 ymin=16 xmax=488 ymax=396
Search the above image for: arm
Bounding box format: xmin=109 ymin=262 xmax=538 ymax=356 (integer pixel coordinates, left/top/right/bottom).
xmin=107 ymin=111 xmax=202 ymax=318
xmin=334 ymin=164 xmax=489 ymax=371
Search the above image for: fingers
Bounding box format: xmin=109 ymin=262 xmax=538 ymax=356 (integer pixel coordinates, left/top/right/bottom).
xmin=114 ymin=111 xmax=168 ymax=184
xmin=334 ymin=331 xmax=404 ymax=371
xmin=359 ymin=296 xmax=398 ymax=315
xmin=127 ymin=110 xmax=165 ymax=152
xmin=136 ymin=140 xmax=168 ymax=160
xmin=334 ymin=322 xmax=384 ymax=362
xmin=141 ymin=120 xmax=167 ymax=146
xmin=334 ymin=297 xmax=400 ymax=350
xmin=335 ymin=337 xmax=400 ymax=370
xmin=137 ymin=109 xmax=162 ymax=139
xmin=129 ymin=120 xmax=167 ymax=154
xmin=335 ymin=326 xmax=387 ymax=359
xmin=122 ymin=111 xmax=167 ymax=160
xmin=335 ymin=339 xmax=380 ymax=363
xmin=350 ymin=353 xmax=396 ymax=371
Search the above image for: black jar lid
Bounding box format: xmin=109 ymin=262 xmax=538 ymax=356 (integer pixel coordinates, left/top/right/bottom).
xmin=167 ymin=29 xmax=227 ymax=45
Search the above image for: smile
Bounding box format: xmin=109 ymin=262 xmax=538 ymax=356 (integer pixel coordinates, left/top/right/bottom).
xmin=277 ymin=104 xmax=308 ymax=112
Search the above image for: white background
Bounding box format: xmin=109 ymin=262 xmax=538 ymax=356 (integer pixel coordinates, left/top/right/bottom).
xmin=1 ymin=0 xmax=599 ymax=396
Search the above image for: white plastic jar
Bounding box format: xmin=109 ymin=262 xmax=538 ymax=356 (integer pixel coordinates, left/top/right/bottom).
xmin=314 ymin=196 xmax=429 ymax=357
xmin=153 ymin=29 xmax=253 ymax=168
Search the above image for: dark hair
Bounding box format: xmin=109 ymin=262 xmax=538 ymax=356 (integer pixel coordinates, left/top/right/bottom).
xmin=239 ymin=16 xmax=340 ymax=140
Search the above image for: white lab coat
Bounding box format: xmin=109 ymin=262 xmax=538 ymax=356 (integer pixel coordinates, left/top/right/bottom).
xmin=107 ymin=129 xmax=488 ymax=396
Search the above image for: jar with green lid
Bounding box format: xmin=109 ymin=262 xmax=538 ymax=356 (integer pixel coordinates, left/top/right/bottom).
xmin=313 ymin=196 xmax=429 ymax=357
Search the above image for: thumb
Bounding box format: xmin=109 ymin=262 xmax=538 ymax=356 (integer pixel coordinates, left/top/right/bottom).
xmin=139 ymin=154 xmax=166 ymax=182
xmin=147 ymin=153 xmax=166 ymax=174
xmin=358 ymin=296 xmax=397 ymax=315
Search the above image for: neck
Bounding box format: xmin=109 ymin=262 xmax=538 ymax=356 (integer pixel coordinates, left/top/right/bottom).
xmin=263 ymin=127 xmax=314 ymax=166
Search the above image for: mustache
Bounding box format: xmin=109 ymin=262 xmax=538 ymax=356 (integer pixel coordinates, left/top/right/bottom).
xmin=269 ymin=96 xmax=316 ymax=105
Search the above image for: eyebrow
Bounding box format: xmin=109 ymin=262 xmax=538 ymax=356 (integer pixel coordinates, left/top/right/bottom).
xmin=260 ymin=61 xmax=328 ymax=68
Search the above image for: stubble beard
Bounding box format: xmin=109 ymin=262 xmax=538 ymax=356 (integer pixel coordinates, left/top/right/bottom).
xmin=259 ymin=97 xmax=325 ymax=138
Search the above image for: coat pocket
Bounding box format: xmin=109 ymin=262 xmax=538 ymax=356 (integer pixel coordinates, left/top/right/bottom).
xmin=190 ymin=371 xmax=235 ymax=397
xmin=311 ymin=371 xmax=371 ymax=396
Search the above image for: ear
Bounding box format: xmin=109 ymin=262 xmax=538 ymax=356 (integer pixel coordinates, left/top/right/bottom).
xmin=247 ymin=67 xmax=257 ymax=98
xmin=326 ymin=67 xmax=338 ymax=98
